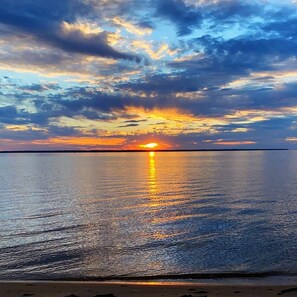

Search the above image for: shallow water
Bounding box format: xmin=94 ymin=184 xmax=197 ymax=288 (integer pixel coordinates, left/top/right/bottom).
xmin=1 ymin=151 xmax=297 ymax=280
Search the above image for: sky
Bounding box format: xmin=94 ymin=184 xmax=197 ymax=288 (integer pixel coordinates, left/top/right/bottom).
xmin=1 ymin=0 xmax=297 ymax=150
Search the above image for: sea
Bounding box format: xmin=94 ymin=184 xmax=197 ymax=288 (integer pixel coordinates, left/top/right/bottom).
xmin=1 ymin=151 xmax=297 ymax=281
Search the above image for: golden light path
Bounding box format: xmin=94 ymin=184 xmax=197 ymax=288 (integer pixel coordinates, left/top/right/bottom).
xmin=139 ymin=142 xmax=159 ymax=149
xmin=149 ymin=151 xmax=156 ymax=194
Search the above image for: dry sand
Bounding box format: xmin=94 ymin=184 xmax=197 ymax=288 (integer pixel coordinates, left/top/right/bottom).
xmin=0 ymin=281 xmax=297 ymax=297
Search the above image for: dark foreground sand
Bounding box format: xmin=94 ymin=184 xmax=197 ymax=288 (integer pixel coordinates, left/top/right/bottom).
xmin=1 ymin=281 xmax=297 ymax=297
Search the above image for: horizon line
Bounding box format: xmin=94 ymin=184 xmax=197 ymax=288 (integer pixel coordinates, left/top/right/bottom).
xmin=0 ymin=148 xmax=290 ymax=153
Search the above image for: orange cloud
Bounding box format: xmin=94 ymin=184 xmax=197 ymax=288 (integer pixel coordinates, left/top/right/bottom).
xmin=214 ymin=140 xmax=256 ymax=145
xmin=32 ymin=136 xmax=126 ymax=147
xmin=286 ymin=137 xmax=297 ymax=142
xmin=112 ymin=17 xmax=152 ymax=36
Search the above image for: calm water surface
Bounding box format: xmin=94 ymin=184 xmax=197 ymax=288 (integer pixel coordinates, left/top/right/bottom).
xmin=1 ymin=151 xmax=297 ymax=279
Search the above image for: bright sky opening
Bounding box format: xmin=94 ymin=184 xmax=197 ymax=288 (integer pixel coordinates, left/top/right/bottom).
xmin=139 ymin=143 xmax=159 ymax=149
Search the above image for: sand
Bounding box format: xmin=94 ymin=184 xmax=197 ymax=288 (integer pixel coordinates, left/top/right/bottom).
xmin=0 ymin=281 xmax=297 ymax=297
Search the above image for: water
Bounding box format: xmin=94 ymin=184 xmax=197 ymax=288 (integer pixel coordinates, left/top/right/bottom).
xmin=1 ymin=151 xmax=297 ymax=280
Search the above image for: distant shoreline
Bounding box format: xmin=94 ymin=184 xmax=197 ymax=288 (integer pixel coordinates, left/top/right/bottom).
xmin=0 ymin=148 xmax=290 ymax=153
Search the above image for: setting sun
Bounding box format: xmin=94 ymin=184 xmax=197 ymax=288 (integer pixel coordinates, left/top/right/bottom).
xmin=139 ymin=143 xmax=159 ymax=149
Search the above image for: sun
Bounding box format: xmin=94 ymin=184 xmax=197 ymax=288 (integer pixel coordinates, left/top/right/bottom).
xmin=139 ymin=142 xmax=159 ymax=149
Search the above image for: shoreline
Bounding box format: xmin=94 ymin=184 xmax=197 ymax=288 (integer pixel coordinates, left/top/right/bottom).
xmin=1 ymin=280 xmax=297 ymax=297
xmin=2 ymin=273 xmax=297 ymax=286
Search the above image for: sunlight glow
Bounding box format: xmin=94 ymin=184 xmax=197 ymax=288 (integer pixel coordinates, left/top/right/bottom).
xmin=139 ymin=143 xmax=158 ymax=149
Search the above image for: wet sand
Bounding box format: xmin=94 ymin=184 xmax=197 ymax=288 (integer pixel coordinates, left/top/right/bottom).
xmin=1 ymin=281 xmax=297 ymax=297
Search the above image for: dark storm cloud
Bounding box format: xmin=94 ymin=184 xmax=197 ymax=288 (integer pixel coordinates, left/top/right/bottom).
xmin=0 ymin=0 xmax=140 ymax=62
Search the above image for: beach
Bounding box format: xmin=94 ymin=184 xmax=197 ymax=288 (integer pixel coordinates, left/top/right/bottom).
xmin=1 ymin=281 xmax=297 ymax=297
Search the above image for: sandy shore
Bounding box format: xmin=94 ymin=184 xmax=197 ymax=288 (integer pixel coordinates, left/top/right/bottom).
xmin=0 ymin=281 xmax=297 ymax=297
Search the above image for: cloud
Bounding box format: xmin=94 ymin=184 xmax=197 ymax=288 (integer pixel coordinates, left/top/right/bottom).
xmin=118 ymin=123 xmax=140 ymax=127
xmin=124 ymin=119 xmax=147 ymax=123
xmin=213 ymin=140 xmax=256 ymax=145
xmin=155 ymin=0 xmax=204 ymax=35
xmin=262 ymin=16 xmax=297 ymax=38
xmin=32 ymin=136 xmax=126 ymax=148
xmin=112 ymin=17 xmax=153 ymax=36
xmin=0 ymin=106 xmax=23 ymax=124
xmin=1 ymin=0 xmax=297 ymax=149
xmin=20 ymin=83 xmax=60 ymax=92
xmin=155 ymin=0 xmax=262 ymax=36
xmin=286 ymin=137 xmax=297 ymax=142
xmin=0 ymin=0 xmax=141 ymax=61
xmin=131 ymin=40 xmax=170 ymax=60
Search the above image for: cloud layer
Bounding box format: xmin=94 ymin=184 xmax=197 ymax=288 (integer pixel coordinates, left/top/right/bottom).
xmin=1 ymin=0 xmax=297 ymax=150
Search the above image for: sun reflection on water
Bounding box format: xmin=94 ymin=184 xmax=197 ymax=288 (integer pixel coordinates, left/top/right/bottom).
xmin=149 ymin=151 xmax=156 ymax=195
